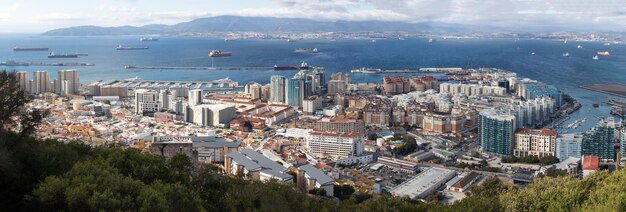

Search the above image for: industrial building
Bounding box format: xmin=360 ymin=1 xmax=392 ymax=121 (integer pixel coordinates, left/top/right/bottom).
xmin=390 ymin=167 xmax=456 ymax=199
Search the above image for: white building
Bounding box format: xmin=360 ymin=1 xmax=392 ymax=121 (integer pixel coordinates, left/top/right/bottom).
xmin=307 ymin=131 xmax=364 ymax=159
xmin=390 ymin=167 xmax=456 ymax=199
xmin=303 ymin=95 xmax=322 ymax=115
xmin=225 ymin=148 xmax=293 ymax=183
xmin=16 ymin=71 xmax=30 ymax=93
xmin=188 ymin=89 xmax=203 ymax=106
xmin=134 ymin=89 xmax=160 ymax=115
xmin=297 ymin=164 xmax=334 ymax=196
xmin=190 ymin=104 xmax=236 ymax=127
xmin=56 ymin=69 xmax=80 ymax=95
xmin=33 ymin=70 xmax=51 ymax=94
xmin=556 ymin=133 xmax=583 ymax=161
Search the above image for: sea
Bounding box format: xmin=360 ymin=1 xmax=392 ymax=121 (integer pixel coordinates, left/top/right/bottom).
xmin=1 ymin=34 xmax=625 ymax=133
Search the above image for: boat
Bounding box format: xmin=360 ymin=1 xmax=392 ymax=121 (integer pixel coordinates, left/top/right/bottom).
xmin=371 ymin=39 xmax=377 ymax=43
xmin=592 ymin=55 xmax=599 ymax=60
xmin=577 ymin=45 xmax=583 ymax=49
xmin=592 ymin=103 xmax=600 ymax=108
xmin=398 ymin=37 xmax=405 ymax=40
xmin=597 ymin=51 xmax=610 ymax=56
xmin=531 ymin=52 xmax=536 ymax=55
xmin=139 ymin=37 xmax=158 ymax=42
xmin=116 ymin=45 xmax=148 ymax=50
xmin=428 ymin=38 xmax=435 ymax=43
xmin=13 ymin=47 xmax=49 ymax=51
xmin=563 ymin=52 xmax=569 ymax=57
xmin=224 ymin=38 xmax=237 ymax=41
xmin=604 ymin=42 xmax=611 ymax=46
xmin=273 ymin=65 xmax=298 ymax=70
xmin=48 ymin=52 xmax=79 ymax=58
xmin=0 ymin=60 xmax=29 ymax=66
xmin=350 ymin=67 xmax=381 ymax=74
xmin=294 ymin=48 xmax=318 ymax=53
xmin=208 ymin=50 xmax=232 ymax=57
xmin=567 ymin=118 xmax=587 ymax=129
xmin=564 ymin=39 xmax=567 ymax=44
xmin=299 ymin=62 xmax=309 ymax=69
xmin=287 ymin=39 xmax=296 ymax=42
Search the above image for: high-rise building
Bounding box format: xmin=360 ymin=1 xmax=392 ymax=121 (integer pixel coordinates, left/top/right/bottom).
xmin=620 ymin=127 xmax=626 ymax=162
xmin=159 ymin=90 xmax=170 ymax=110
xmin=135 ymin=89 xmax=160 ymax=115
xmin=306 ymin=73 xmax=321 ymax=94
xmin=302 ymin=95 xmax=322 ymax=115
xmin=16 ymin=71 xmax=30 ymax=93
xmin=100 ymin=86 xmax=128 ymax=98
xmin=270 ymin=75 xmax=285 ymax=103
xmin=307 ymin=131 xmax=364 ymax=159
xmin=582 ymin=119 xmax=616 ymax=161
xmin=188 ymin=89 xmax=203 ymax=106
xmin=33 ymin=71 xmax=51 ymax=94
xmin=382 ymin=76 xmax=410 ymax=96
xmin=285 ymin=78 xmax=304 ymax=107
xmin=328 ymin=72 xmax=350 ymax=95
xmin=556 ymin=133 xmax=583 ymax=161
xmin=245 ymin=82 xmax=262 ymax=100
xmin=409 ymin=76 xmax=438 ymax=92
xmin=190 ymin=104 xmax=236 ymax=127
xmin=307 ymin=117 xmax=366 ymax=134
xmin=513 ymin=128 xmax=557 ymax=158
xmin=479 ymin=109 xmax=517 ymax=156
xmin=260 ymin=84 xmax=271 ymax=102
xmin=521 ymin=84 xmax=562 ymax=107
xmin=56 ymin=69 xmax=79 ymax=95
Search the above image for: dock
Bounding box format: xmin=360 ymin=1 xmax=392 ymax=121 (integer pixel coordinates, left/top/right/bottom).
xmin=91 ymin=77 xmax=242 ymax=90
xmin=1 ymin=61 xmax=95 ymax=67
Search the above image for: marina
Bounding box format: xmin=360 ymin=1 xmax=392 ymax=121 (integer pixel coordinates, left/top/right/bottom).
xmin=91 ymin=77 xmax=242 ymax=90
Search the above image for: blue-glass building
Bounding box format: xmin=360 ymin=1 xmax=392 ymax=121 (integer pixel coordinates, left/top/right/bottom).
xmin=479 ymin=109 xmax=517 ymax=156
xmin=524 ymin=84 xmax=562 ymax=107
xmin=285 ymin=78 xmax=304 ymax=107
xmin=582 ymin=119 xmax=616 ymax=161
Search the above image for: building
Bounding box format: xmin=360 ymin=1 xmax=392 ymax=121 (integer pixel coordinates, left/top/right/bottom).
xmin=513 ymin=128 xmax=557 ymax=158
xmin=285 ymin=78 xmax=305 ymax=107
xmin=621 ymin=128 xmax=626 ymax=163
xmin=363 ymin=99 xmax=392 ymax=127
xmin=582 ymin=119 xmax=616 ymax=161
xmin=16 ymin=71 xmax=30 ymax=93
xmin=159 ymin=90 xmax=170 ymax=110
xmin=302 ymin=95 xmax=322 ymax=115
xmin=100 ymin=86 xmax=128 ymax=98
xmin=377 ymin=156 xmax=420 ymax=174
xmin=225 ymin=149 xmax=293 ymax=183
xmin=148 ymin=136 xmax=237 ymax=163
xmin=309 ymin=117 xmax=365 ymax=134
xmin=382 ymin=76 xmax=410 ymax=96
xmin=297 ymin=164 xmax=334 ymax=196
xmin=582 ymin=155 xmax=599 ymax=178
xmin=556 ymin=133 xmax=583 ymax=161
xmin=521 ymin=84 xmax=562 ymax=107
xmin=447 ymin=172 xmax=481 ymax=192
xmin=55 ymin=69 xmax=79 ymax=95
xmin=270 ymin=75 xmax=285 ymax=103
xmin=240 ymin=104 xmax=297 ymax=126
xmin=190 ymin=104 xmax=236 ymax=127
xmin=134 ymin=89 xmax=160 ymax=115
xmin=188 ymin=89 xmax=203 ymax=106
xmin=33 ymin=70 xmax=51 ymax=94
xmin=409 ymin=76 xmax=438 ymax=92
xmin=335 ymin=154 xmax=374 ymax=166
xmin=307 ymin=131 xmax=364 ymax=159
xmin=328 ymin=72 xmax=350 ymax=95
xmin=260 ymin=84 xmax=271 ymax=102
xmin=245 ymin=82 xmax=263 ymax=100
xmin=390 ymin=167 xmax=456 ymax=199
xmin=421 ymin=112 xmax=466 ymax=134
xmin=479 ymin=109 xmax=517 ymax=156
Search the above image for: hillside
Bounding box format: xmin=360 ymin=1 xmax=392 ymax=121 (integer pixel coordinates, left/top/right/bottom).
xmin=42 ymin=15 xmax=470 ymax=36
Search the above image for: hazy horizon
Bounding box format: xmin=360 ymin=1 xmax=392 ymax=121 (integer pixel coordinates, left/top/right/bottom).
xmin=2 ymin=0 xmax=626 ymax=33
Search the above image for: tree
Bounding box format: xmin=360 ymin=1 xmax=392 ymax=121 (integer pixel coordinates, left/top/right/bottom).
xmin=0 ymin=71 xmax=48 ymax=138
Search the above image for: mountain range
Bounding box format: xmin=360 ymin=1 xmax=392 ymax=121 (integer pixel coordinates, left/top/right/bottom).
xmin=42 ymin=15 xmax=472 ymax=36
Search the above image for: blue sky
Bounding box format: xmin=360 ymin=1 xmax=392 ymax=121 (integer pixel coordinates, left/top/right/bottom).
xmin=1 ymin=0 xmax=625 ymax=32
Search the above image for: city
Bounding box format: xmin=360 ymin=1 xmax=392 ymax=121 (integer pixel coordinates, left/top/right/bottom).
xmin=2 ymin=0 xmax=626 ymax=211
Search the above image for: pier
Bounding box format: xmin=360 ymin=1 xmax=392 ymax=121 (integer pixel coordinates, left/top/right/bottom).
xmin=124 ymin=65 xmax=303 ymax=71
xmin=1 ymin=61 xmax=95 ymax=67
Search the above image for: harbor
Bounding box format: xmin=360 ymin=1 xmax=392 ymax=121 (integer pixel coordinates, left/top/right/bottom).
xmin=351 ymin=67 xmax=468 ymax=74
xmin=124 ymin=64 xmax=313 ymax=71
xmin=90 ymin=77 xmax=242 ymax=90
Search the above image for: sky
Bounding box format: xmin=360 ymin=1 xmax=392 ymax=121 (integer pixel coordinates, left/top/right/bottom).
xmin=1 ymin=0 xmax=626 ymax=33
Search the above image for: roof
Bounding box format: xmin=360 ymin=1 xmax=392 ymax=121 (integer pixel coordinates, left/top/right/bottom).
xmin=452 ymin=172 xmax=480 ymax=189
xmin=309 ymin=131 xmax=363 ymax=138
xmin=298 ymin=164 xmax=333 ymax=185
xmin=193 ymin=141 xmax=238 ymax=148
xmin=240 ymin=148 xmax=286 ymax=172
xmin=390 ymin=167 xmax=456 ymax=199
xmin=582 ymin=155 xmax=599 ymax=170
xmin=515 ymin=128 xmax=557 ymax=136
xmin=225 ymin=151 xmax=262 ymax=171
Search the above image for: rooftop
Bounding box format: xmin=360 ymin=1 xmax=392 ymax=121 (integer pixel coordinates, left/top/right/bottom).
xmin=390 ymin=167 xmax=456 ymax=199
xmin=298 ymin=164 xmax=333 ymax=185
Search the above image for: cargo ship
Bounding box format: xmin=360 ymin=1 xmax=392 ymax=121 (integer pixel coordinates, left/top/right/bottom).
xmin=13 ymin=47 xmax=49 ymax=51
xmin=273 ymin=65 xmax=299 ymax=70
xmin=597 ymin=51 xmax=610 ymax=56
xmin=116 ymin=45 xmax=149 ymax=50
xmin=48 ymin=52 xmax=80 ymax=58
xmin=294 ymin=48 xmax=318 ymax=53
xmin=139 ymin=37 xmax=158 ymax=42
xmin=208 ymin=50 xmax=232 ymax=57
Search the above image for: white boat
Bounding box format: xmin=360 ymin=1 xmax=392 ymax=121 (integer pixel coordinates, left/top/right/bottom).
xmin=371 ymin=39 xmax=376 ymax=43
xmin=592 ymin=55 xmax=599 ymax=60
xmin=531 ymin=52 xmax=535 ymax=55
xmin=351 ymin=67 xmax=381 ymax=74
xmin=564 ymin=39 xmax=567 ymax=44
xmin=398 ymin=37 xmax=405 ymax=40
xmin=577 ymin=45 xmax=583 ymax=49
xmin=604 ymin=42 xmax=611 ymax=46
xmin=428 ymin=38 xmax=435 ymax=43
xmin=563 ymin=52 xmax=569 ymax=57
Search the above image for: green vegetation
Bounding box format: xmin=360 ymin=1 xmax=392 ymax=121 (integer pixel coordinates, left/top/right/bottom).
xmin=392 ymin=135 xmax=419 ymax=156
xmin=2 ymin=70 xmax=626 ymax=211
xmin=501 ymin=155 xmax=560 ymax=165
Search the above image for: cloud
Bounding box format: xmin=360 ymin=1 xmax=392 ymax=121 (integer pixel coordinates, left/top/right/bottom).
xmin=0 ymin=3 xmax=19 ymax=22
xmin=34 ymin=13 xmax=85 ymax=22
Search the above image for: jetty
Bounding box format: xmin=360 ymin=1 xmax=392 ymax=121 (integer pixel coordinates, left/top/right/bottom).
xmin=1 ymin=61 xmax=95 ymax=67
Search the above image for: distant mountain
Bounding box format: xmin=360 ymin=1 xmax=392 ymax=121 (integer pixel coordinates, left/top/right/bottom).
xmin=42 ymin=15 xmax=471 ymax=36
